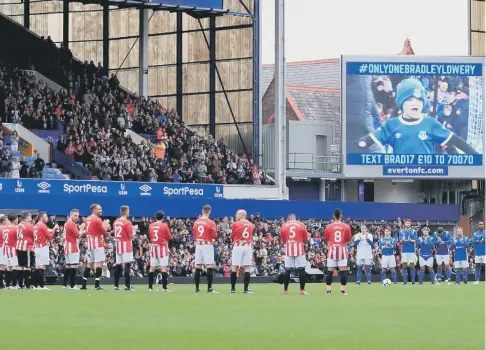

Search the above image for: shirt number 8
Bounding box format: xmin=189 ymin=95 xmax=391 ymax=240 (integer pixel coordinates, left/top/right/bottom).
xmin=334 ymin=230 xmax=342 ymax=242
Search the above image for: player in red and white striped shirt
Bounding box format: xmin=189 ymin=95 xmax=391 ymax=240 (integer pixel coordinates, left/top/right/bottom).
xmin=113 ymin=205 xmax=136 ymax=291
xmin=230 ymin=209 xmax=255 ymax=294
xmin=16 ymin=211 xmax=34 ymax=289
xmin=33 ymin=212 xmax=59 ymax=290
xmin=0 ymin=215 xmax=7 ymax=289
xmin=280 ymin=214 xmax=310 ymax=295
xmin=4 ymin=214 xmax=19 ymax=289
xmin=324 ymin=209 xmax=352 ymax=295
xmin=63 ymin=209 xmax=83 ymax=290
xmin=82 ymin=204 xmax=110 ymax=290
xmin=148 ymin=210 xmax=172 ymax=292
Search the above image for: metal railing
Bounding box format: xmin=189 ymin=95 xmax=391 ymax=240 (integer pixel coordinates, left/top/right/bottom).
xmin=286 ymin=153 xmax=342 ymax=173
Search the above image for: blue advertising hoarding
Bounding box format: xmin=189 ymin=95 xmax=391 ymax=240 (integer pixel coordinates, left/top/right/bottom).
xmin=0 ymin=179 xmax=459 ymax=221
xmin=0 ymin=178 xmax=223 ymax=199
xmin=342 ymin=56 xmax=485 ymax=179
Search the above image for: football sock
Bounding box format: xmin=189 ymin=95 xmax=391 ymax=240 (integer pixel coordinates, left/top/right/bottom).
xmin=70 ymin=268 xmax=77 ymax=288
xmin=437 ymin=267 xmax=443 ymax=279
xmin=476 ymin=267 xmax=481 ymax=281
xmin=325 ymin=270 xmax=333 ymax=286
xmin=356 ymin=266 xmax=362 ymax=282
xmin=148 ymin=272 xmax=155 ymax=289
xmin=162 ymin=272 xmax=169 ymax=289
xmin=95 ymin=267 xmax=102 ymax=288
xmin=391 ymin=270 xmax=397 ymax=283
xmin=0 ymin=271 xmax=4 ymax=288
xmin=380 ymin=270 xmax=385 ymax=282
xmin=429 ymin=272 xmax=435 ymax=282
xmin=5 ymin=270 xmax=11 ymax=287
xmin=39 ymin=269 xmax=45 ymax=288
xmin=365 ymin=266 xmax=371 ymax=283
xmin=124 ymin=263 xmax=131 ymax=288
xmin=24 ymin=270 xmax=31 ymax=289
xmin=230 ymin=271 xmax=237 ymax=290
xmin=243 ymin=272 xmax=251 ymax=291
xmin=63 ymin=268 xmax=70 ymax=287
xmin=207 ymin=268 xmax=214 ymax=289
xmin=11 ymin=270 xmax=17 ymax=287
xmin=18 ymin=270 xmax=24 ymax=288
xmin=462 ymin=269 xmax=468 ymax=282
xmin=195 ymin=268 xmax=202 ymax=289
xmin=298 ymin=268 xmax=306 ymax=291
xmin=446 ymin=269 xmax=452 ymax=280
xmin=339 ymin=271 xmax=347 ymax=286
xmin=456 ymin=269 xmax=461 ymax=283
xmin=410 ymin=267 xmax=416 ymax=283
xmin=284 ymin=270 xmax=291 ymax=290
xmin=114 ymin=264 xmax=122 ymax=288
xmin=402 ymin=268 xmax=408 ymax=283
xmin=82 ymin=268 xmax=91 ymax=288
xmin=419 ymin=270 xmax=424 ymax=283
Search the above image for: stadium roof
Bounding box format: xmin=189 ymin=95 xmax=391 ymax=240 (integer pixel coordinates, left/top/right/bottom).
xmin=261 ymin=59 xmax=341 ymax=124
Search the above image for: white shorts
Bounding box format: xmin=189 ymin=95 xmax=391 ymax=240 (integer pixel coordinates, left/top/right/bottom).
xmin=475 ymin=256 xmax=485 ymax=264
xmin=231 ymin=246 xmax=252 ymax=267
xmin=151 ymin=255 xmax=169 ymax=268
xmin=381 ymin=255 xmax=396 ymax=269
xmin=285 ymin=255 xmax=307 ymax=269
xmin=357 ymin=257 xmax=372 ymax=266
xmin=436 ymin=255 xmax=450 ymax=265
xmin=327 ymin=258 xmax=348 ymax=268
xmin=87 ymin=248 xmax=105 ymax=263
xmin=419 ymin=256 xmax=434 ymax=268
xmin=116 ymin=251 xmax=134 ymax=264
xmin=66 ymin=253 xmax=80 ymax=265
xmin=5 ymin=248 xmax=18 ymax=267
xmin=0 ymin=248 xmax=6 ymax=266
xmin=454 ymin=260 xmax=468 ymax=269
xmin=402 ymin=253 xmax=416 ymax=264
xmin=35 ymin=246 xmax=49 ymax=266
xmin=195 ymin=245 xmax=214 ymax=265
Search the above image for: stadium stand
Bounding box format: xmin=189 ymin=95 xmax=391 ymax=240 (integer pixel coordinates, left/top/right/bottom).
xmin=0 ymin=28 xmax=267 ymax=184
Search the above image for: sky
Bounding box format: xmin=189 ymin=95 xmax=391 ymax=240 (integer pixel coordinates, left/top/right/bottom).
xmin=260 ymin=0 xmax=469 ymax=64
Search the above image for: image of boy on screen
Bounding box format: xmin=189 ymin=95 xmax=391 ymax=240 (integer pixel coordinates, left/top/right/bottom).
xmin=356 ymin=77 xmax=477 ymax=155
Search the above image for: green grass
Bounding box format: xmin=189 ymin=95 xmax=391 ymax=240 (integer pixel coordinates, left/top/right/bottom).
xmin=0 ymin=283 xmax=484 ymax=350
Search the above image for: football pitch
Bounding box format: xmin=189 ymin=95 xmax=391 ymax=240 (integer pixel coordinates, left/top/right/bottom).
xmin=0 ymin=283 xmax=484 ymax=350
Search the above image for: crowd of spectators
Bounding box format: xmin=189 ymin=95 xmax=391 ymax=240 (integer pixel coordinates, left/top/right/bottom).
xmin=0 ymin=37 xmax=268 ymax=185
xmin=41 ymin=214 xmax=479 ymax=280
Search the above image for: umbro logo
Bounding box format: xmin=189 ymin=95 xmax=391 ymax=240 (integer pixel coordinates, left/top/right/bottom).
xmin=38 ymin=182 xmax=51 ymax=190
xmin=37 ymin=181 xmax=51 ymax=193
xmin=139 ymin=184 xmax=152 ymax=196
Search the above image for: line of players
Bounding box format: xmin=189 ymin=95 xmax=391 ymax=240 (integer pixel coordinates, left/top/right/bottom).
xmin=1 ymin=206 xmax=483 ymax=292
xmin=355 ymin=220 xmax=485 ymax=285
xmin=0 ymin=205 xmax=355 ymax=295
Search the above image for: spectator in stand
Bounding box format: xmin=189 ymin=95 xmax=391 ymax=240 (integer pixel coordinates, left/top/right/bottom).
xmin=9 ymin=156 xmax=20 ymax=178
xmin=34 ymin=152 xmax=45 ymax=172
xmin=8 ymin=131 xmax=19 ymax=152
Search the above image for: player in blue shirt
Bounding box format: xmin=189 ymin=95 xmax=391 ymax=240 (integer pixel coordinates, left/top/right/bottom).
xmin=472 ymin=221 xmax=485 ymax=284
xmin=357 ymin=78 xmax=477 ymax=154
xmin=452 ymin=227 xmax=470 ymax=284
xmin=379 ymin=227 xmax=397 ymax=284
xmin=434 ymin=227 xmax=452 ymax=284
xmin=399 ymin=219 xmax=417 ymax=284
xmin=418 ymin=228 xmax=437 ymax=284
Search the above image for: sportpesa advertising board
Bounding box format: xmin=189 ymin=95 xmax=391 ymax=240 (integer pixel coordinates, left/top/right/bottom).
xmin=342 ymin=56 xmax=485 ymax=179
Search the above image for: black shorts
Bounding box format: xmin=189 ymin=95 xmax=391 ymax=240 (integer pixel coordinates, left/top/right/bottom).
xmin=17 ymin=250 xmax=35 ymax=268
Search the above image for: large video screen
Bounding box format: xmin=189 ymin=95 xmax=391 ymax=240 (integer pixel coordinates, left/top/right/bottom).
xmin=342 ymin=56 xmax=484 ymax=178
xmin=147 ymin=0 xmax=224 ymax=9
